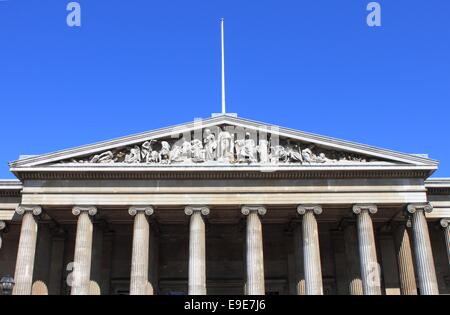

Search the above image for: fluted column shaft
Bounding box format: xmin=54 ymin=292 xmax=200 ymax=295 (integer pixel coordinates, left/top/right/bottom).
xmin=185 ymin=206 xmax=209 ymax=295
xmin=353 ymin=205 xmax=381 ymax=295
xmin=393 ymin=222 xmax=417 ymax=295
xmin=242 ymin=206 xmax=266 ymax=295
xmin=293 ymin=224 xmax=305 ymax=295
xmin=71 ymin=206 xmax=97 ymax=295
xmin=297 ymin=205 xmax=323 ymax=295
xmin=13 ymin=205 xmax=42 ymax=295
xmin=129 ymin=206 xmax=153 ymax=295
xmin=440 ymin=219 xmax=450 ymax=269
xmin=343 ymin=222 xmax=363 ymax=295
xmin=407 ymin=204 xmax=439 ymax=295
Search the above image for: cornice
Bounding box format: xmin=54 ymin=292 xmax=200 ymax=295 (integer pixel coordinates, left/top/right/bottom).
xmin=0 ymin=179 xmax=22 ymax=197
xmin=10 ymin=168 xmax=433 ymax=181
xmin=425 ymin=178 xmax=450 ymax=195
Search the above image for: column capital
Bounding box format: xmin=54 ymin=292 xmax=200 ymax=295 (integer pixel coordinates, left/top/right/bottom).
xmin=241 ymin=205 xmax=266 ymax=216
xmin=352 ymin=204 xmax=377 ymax=215
xmin=297 ymin=205 xmax=322 ymax=215
xmin=128 ymin=206 xmax=154 ymax=216
xmin=406 ymin=203 xmax=433 ymax=215
xmin=0 ymin=220 xmax=6 ymax=231
xmin=72 ymin=206 xmax=97 ymax=216
xmin=15 ymin=205 xmax=42 ymax=216
xmin=185 ymin=206 xmax=210 ymax=216
xmin=440 ymin=218 xmax=450 ymax=228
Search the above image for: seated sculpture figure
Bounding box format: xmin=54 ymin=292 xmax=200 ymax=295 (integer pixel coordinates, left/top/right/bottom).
xmin=191 ymin=139 xmax=205 ymax=163
xmin=235 ymin=139 xmax=246 ymax=163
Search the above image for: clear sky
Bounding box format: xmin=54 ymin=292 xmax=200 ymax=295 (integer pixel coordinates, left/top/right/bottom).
xmin=0 ymin=1 xmax=449 ymax=178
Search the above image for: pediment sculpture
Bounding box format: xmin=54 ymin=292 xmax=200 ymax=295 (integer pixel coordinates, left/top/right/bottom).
xmin=63 ymin=126 xmax=380 ymax=165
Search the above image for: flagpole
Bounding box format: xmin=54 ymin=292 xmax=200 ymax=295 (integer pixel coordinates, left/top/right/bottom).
xmin=221 ymin=18 xmax=226 ymax=114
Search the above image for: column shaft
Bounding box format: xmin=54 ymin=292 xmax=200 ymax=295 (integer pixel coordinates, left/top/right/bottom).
xmin=343 ymin=224 xmax=363 ymax=295
xmin=393 ymin=224 xmax=417 ymax=295
xmin=408 ymin=205 xmax=439 ymax=295
xmin=71 ymin=209 xmax=95 ymax=295
xmin=246 ymin=211 xmax=265 ymax=295
xmin=13 ymin=210 xmax=39 ymax=295
xmin=130 ymin=212 xmax=150 ymax=295
xmin=188 ymin=211 xmax=206 ymax=295
xmin=353 ymin=205 xmax=381 ymax=295
xmin=302 ymin=211 xmax=323 ymax=295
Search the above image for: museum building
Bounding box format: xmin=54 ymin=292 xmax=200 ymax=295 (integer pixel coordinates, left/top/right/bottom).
xmin=0 ymin=114 xmax=449 ymax=295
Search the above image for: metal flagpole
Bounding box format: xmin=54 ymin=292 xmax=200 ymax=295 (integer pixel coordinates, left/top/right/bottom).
xmin=221 ymin=18 xmax=226 ymax=114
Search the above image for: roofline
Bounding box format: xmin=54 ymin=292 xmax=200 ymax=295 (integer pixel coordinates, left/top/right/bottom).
xmin=9 ymin=114 xmax=439 ymax=168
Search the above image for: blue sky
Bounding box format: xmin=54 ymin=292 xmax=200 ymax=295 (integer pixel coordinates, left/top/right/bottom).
xmin=0 ymin=1 xmax=449 ymax=178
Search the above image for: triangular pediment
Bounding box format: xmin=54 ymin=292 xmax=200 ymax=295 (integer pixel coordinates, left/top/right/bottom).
xmin=9 ymin=115 xmax=438 ymax=171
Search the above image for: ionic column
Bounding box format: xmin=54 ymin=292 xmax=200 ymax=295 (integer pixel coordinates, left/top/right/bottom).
xmin=297 ymin=205 xmax=323 ymax=295
xmin=407 ymin=204 xmax=439 ymax=295
xmin=71 ymin=206 xmax=97 ymax=295
xmin=129 ymin=206 xmax=154 ymax=295
xmin=342 ymin=221 xmax=363 ymax=295
xmin=13 ymin=205 xmax=42 ymax=295
xmin=393 ymin=221 xmax=417 ymax=295
xmin=352 ymin=204 xmax=381 ymax=295
xmin=440 ymin=219 xmax=450 ymax=269
xmin=241 ymin=206 xmax=266 ymax=295
xmin=185 ymin=206 xmax=209 ymax=295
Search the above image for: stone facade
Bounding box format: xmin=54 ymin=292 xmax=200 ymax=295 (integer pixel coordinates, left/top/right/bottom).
xmin=0 ymin=115 xmax=449 ymax=295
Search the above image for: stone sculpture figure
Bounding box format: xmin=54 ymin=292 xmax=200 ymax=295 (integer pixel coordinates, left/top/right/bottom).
xmin=287 ymin=145 xmax=303 ymax=163
xmin=181 ymin=140 xmax=192 ymax=160
xmin=235 ymin=139 xmax=246 ymax=163
xmin=217 ymin=126 xmax=233 ymax=162
xmin=125 ymin=146 xmax=141 ymax=163
xmin=257 ymin=139 xmax=270 ymax=163
xmin=89 ymin=151 xmax=114 ymax=163
xmin=159 ymin=141 xmax=171 ymax=164
xmin=244 ymin=132 xmax=256 ymax=162
xmin=204 ymin=129 xmax=217 ymax=161
xmin=191 ymin=139 xmax=205 ymax=163
xmin=233 ymin=133 xmax=257 ymax=163
xmin=315 ymin=152 xmax=329 ymax=163
xmin=301 ymin=145 xmax=314 ymax=164
xmin=142 ymin=141 xmax=159 ymax=163
xmin=169 ymin=145 xmax=183 ymax=163
xmin=141 ymin=141 xmax=155 ymax=163
xmin=270 ymin=145 xmax=288 ymax=163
